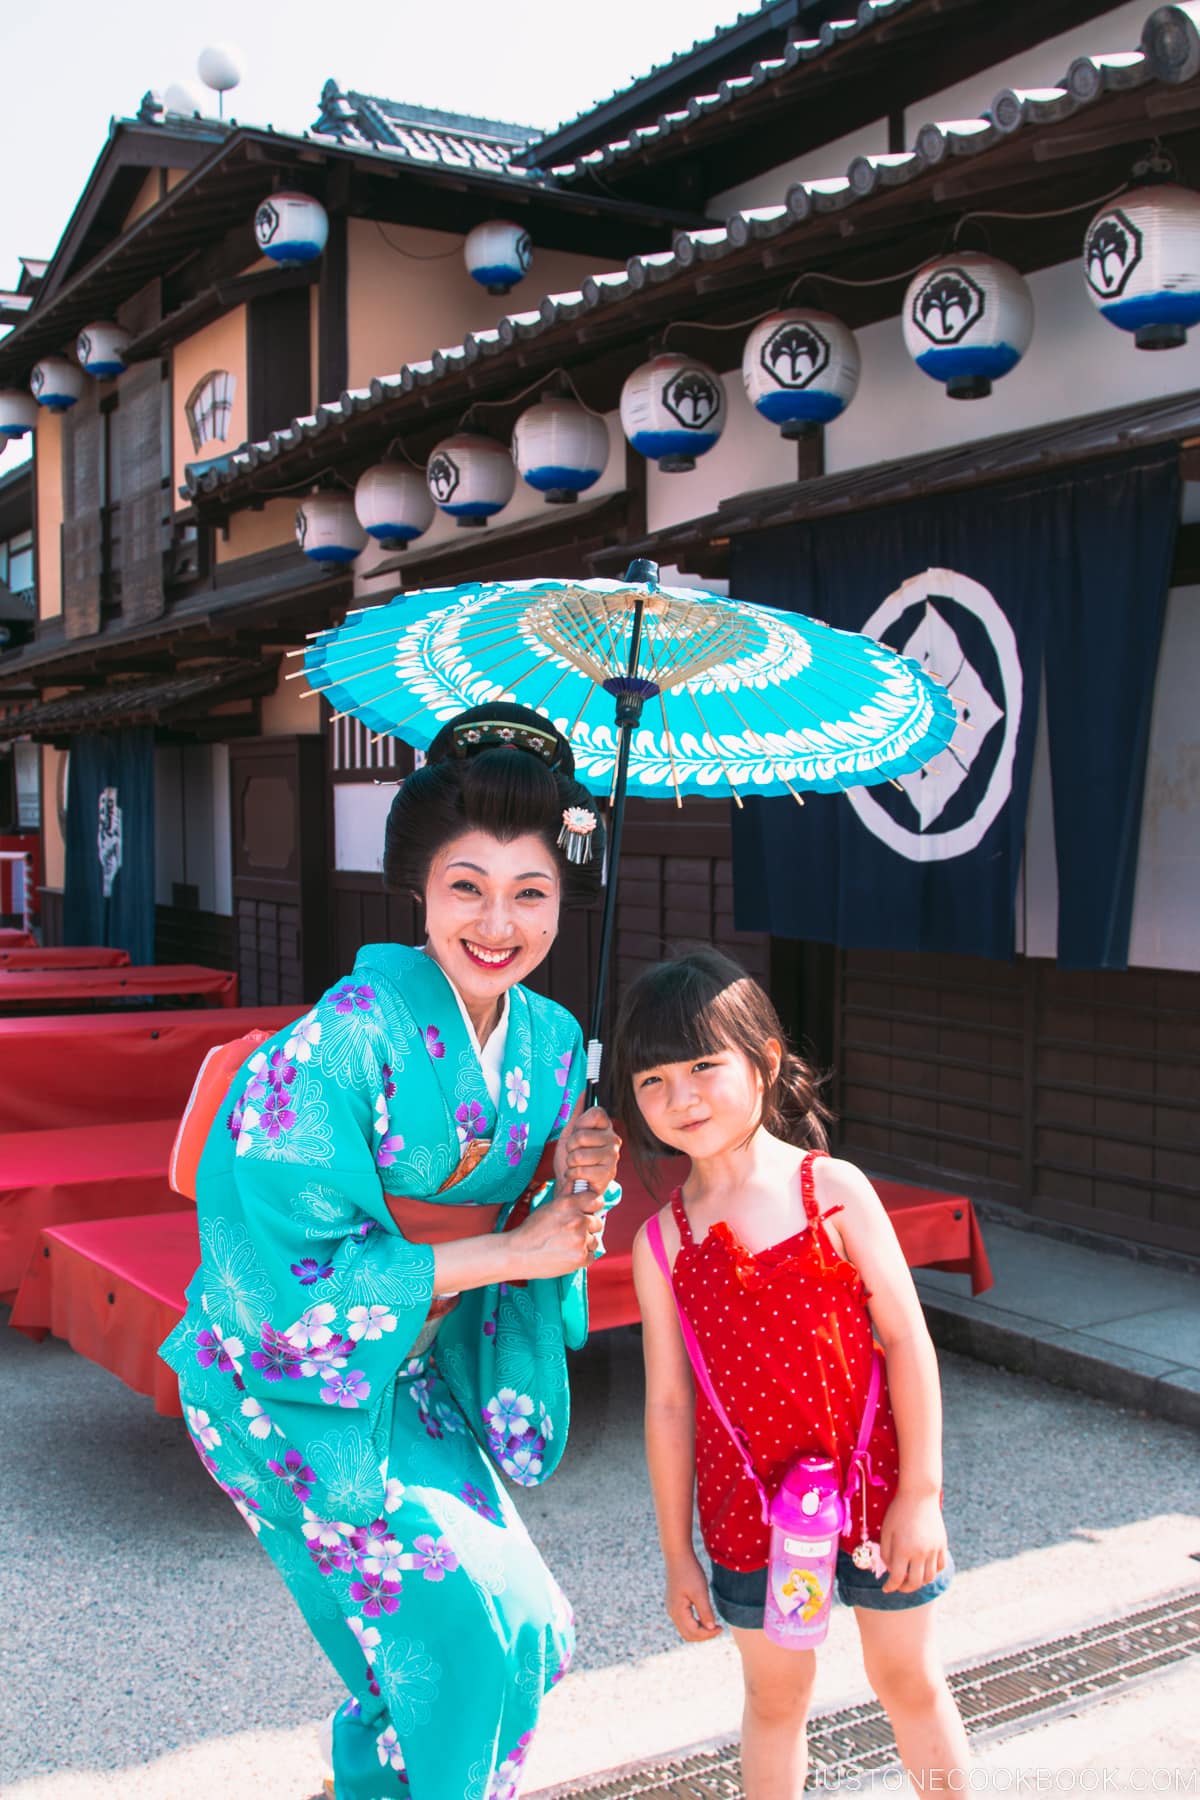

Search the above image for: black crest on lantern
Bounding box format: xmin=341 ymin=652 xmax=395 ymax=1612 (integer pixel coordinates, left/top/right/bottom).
xmin=761 ymin=319 xmax=831 ymax=389
xmin=1084 ymin=209 xmax=1144 ymax=299
xmin=255 ymin=201 xmax=281 ymax=246
xmin=77 ymin=332 xmax=92 ymax=363
xmin=661 ymin=366 xmax=721 ymax=431
xmin=30 ymin=366 xmax=44 ymax=395
xmin=427 ymin=451 xmax=461 ymax=502
xmin=516 ymin=231 xmax=533 ymax=272
xmin=295 ymin=506 xmax=308 ymax=547
xmin=912 ymin=266 xmax=986 ymax=345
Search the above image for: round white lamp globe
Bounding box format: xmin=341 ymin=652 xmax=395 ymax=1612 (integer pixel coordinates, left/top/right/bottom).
xmin=198 ymin=44 xmax=245 ymax=93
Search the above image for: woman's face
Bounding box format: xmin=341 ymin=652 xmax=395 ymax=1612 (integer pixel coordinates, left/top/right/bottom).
xmin=423 ymin=830 xmax=561 ymax=1013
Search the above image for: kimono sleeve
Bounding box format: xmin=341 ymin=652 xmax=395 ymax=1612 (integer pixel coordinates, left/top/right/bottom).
xmin=204 ymin=1016 xmax=436 ymax=1417
xmin=434 ymin=1027 xmax=622 ymax=1487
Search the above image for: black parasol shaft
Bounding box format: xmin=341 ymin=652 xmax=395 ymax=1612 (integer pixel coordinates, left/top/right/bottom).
xmin=583 ymin=561 xmax=656 ymax=1109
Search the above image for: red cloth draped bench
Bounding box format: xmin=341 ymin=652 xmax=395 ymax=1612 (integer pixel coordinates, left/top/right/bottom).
xmin=8 ymin=1152 xmax=992 ymax=1417
xmin=0 ymin=1117 xmax=184 ymax=1300
xmin=0 ymin=1004 xmax=300 ymax=1134
xmin=0 ymin=929 xmax=36 ymax=950
xmin=0 ymin=963 xmax=239 ymax=1011
xmin=0 ymin=946 xmax=132 ymax=971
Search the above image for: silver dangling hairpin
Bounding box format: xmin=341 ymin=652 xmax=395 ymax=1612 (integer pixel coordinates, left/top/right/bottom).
xmin=557 ymin=807 xmax=597 ymax=864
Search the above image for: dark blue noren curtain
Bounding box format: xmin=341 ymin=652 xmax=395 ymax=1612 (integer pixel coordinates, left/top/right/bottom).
xmin=731 ymin=448 xmax=1177 ymax=968
xmin=64 ymin=728 xmax=155 ymax=965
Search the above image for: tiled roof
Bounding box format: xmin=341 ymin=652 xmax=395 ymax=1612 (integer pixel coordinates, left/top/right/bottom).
xmin=184 ymin=3 xmax=1191 ymax=503
xmin=311 ymin=81 xmax=538 ymax=174
xmin=540 ymin=0 xmax=922 ymax=180
xmin=520 ymin=0 xmax=808 ymax=165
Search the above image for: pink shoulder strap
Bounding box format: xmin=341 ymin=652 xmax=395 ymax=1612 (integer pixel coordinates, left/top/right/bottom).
xmin=647 ymin=1212 xmax=770 ymax=1521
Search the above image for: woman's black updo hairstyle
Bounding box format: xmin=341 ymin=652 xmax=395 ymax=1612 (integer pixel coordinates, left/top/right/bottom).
xmin=382 ymin=702 xmax=605 ymax=908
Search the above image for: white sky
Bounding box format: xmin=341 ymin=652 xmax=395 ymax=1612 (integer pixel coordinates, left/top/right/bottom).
xmin=1 ymin=0 xmax=751 ymax=287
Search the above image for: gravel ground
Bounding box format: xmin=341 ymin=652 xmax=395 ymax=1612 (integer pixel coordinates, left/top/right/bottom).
xmin=1 ymin=1314 xmax=1197 ymax=1797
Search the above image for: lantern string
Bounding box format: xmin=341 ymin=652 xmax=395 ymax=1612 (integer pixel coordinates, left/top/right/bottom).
xmin=384 ymin=438 xmax=428 ymax=475
xmin=457 ymin=365 xmax=608 ymax=425
xmin=951 ymin=180 xmax=1129 ymax=241
xmin=374 ymin=222 xmax=463 ymax=261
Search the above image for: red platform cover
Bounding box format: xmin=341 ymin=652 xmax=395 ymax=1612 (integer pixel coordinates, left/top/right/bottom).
xmin=9 ymin=1161 xmax=992 ymax=1416
xmin=0 ymin=946 xmax=132 ymax=971
xmin=0 ymin=963 xmax=239 ymax=1010
xmin=0 ymin=1004 xmax=300 ymax=1133
xmin=0 ymin=1117 xmax=183 ymax=1298
xmin=0 ymin=929 xmax=35 ymax=950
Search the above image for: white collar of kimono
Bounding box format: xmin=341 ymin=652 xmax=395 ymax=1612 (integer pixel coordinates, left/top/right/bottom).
xmin=421 ymin=949 xmax=510 ymax=1109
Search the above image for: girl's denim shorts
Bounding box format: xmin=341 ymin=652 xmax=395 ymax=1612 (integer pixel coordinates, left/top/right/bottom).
xmin=710 ymin=1552 xmax=954 ymax=1629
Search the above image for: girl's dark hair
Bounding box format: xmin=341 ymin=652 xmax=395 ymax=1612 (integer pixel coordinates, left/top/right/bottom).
xmin=382 ymin=703 xmax=604 ymax=908
xmin=611 ymin=946 xmax=831 ymax=1175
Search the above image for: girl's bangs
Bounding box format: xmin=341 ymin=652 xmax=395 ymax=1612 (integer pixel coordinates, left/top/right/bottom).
xmin=621 ymin=965 xmax=736 ymax=1075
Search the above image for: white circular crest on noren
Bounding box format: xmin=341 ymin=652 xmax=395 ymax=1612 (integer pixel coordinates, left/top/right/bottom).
xmin=846 ymin=567 xmax=1022 ymax=862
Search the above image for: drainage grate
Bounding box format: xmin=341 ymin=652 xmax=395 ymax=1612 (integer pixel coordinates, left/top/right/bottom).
xmin=530 ymin=1588 xmax=1200 ymax=1800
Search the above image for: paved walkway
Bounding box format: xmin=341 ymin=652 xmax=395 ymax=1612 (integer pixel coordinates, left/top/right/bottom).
xmin=915 ymin=1211 xmax=1200 ymax=1429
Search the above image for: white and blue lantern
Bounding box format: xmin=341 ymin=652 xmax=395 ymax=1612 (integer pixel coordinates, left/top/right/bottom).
xmin=254 ymin=191 xmax=329 ymax=266
xmin=902 ymin=252 xmax=1033 ymax=399
xmin=1082 ymin=184 xmax=1200 ymax=350
xmin=353 ymin=460 xmax=435 ymax=549
xmin=295 ymin=492 xmax=365 ymax=564
xmin=426 ymin=432 xmax=515 ymax=528
xmin=464 ymin=219 xmax=532 ymax=295
xmin=0 ymin=390 xmax=39 ymax=438
xmin=76 ymin=321 xmax=131 ymax=379
xmin=30 ymin=356 xmax=85 ymax=412
xmin=619 ymin=352 xmax=726 ymax=472
xmin=511 ymin=395 xmax=609 ymax=504
xmin=742 ymin=309 xmax=861 ymax=438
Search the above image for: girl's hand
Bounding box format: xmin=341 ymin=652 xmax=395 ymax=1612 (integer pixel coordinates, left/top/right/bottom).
xmin=878 ymin=1491 xmax=948 ymax=1595
xmin=554 ymin=1104 xmax=621 ymax=1196
xmin=511 ymin=1188 xmax=606 ymax=1279
xmin=664 ymin=1551 xmax=722 ymax=1643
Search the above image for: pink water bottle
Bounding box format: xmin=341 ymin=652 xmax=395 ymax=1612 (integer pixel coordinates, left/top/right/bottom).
xmin=764 ymin=1457 xmax=846 ymax=1649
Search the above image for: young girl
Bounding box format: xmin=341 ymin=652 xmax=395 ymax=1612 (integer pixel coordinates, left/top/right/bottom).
xmin=620 ymin=949 xmax=970 ymax=1800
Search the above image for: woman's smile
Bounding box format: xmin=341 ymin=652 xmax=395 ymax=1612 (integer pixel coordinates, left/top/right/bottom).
xmin=462 ymin=940 xmax=520 ymax=970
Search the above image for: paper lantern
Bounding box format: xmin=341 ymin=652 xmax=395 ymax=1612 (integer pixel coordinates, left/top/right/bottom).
xmin=619 ymin=352 xmax=726 ymax=471
xmin=254 ymin=192 xmax=329 ymax=266
xmin=76 ymin=321 xmax=131 ymax=379
xmin=1082 ymin=184 xmax=1200 ymax=349
xmin=294 ymin=493 xmax=365 ymax=564
xmin=426 ymin=433 xmax=515 ymax=528
xmin=902 ymin=253 xmax=1033 ymax=399
xmin=742 ymin=309 xmax=861 ymax=437
xmin=0 ymin=390 xmax=39 ymax=438
xmin=30 ymin=357 xmax=85 ymax=412
xmin=354 ymin=461 xmax=435 ymax=548
xmin=464 ymin=220 xmax=532 ymax=294
xmin=511 ymin=396 xmax=609 ymax=504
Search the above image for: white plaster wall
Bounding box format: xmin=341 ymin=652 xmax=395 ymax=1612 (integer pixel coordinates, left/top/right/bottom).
xmin=334 ymin=781 xmax=395 ymax=873
xmin=711 ymin=120 xmax=889 ymax=216
xmin=1008 ymin=590 xmax=1200 ymax=971
xmin=1128 ymin=586 xmax=1200 ymax=969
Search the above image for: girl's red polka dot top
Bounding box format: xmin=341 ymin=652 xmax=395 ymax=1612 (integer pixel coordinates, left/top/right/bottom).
xmin=669 ymin=1149 xmax=902 ymax=1572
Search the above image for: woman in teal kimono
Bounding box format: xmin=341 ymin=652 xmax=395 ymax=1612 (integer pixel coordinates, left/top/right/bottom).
xmin=160 ymin=705 xmax=621 ymax=1800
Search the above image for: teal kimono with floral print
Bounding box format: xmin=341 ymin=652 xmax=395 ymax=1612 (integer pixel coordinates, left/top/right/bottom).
xmin=160 ymin=944 xmax=613 ymax=1800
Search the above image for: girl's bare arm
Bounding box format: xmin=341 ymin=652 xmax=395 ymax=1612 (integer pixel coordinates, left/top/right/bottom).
xmin=817 ymin=1158 xmax=949 ymax=1592
xmin=632 ymin=1218 xmax=721 ymax=1640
